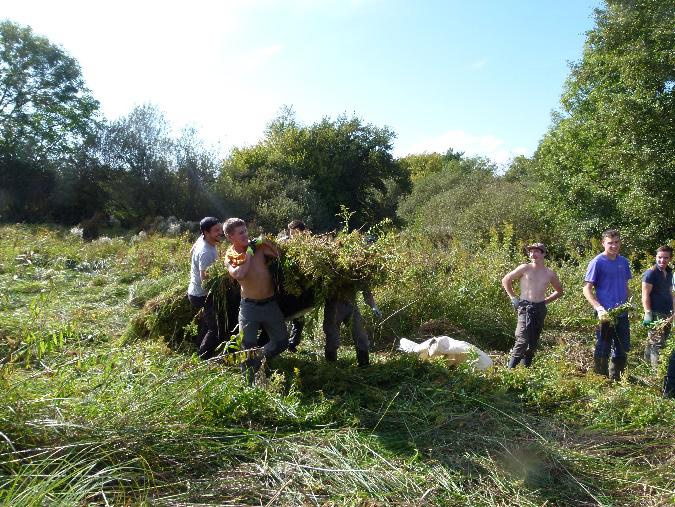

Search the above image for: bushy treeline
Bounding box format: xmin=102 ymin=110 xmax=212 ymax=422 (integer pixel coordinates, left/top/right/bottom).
xmin=1 ymin=0 xmax=674 ymax=254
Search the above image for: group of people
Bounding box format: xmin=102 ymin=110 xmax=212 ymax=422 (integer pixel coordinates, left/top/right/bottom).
xmin=188 ymin=217 xmax=674 ymax=396
xmin=187 ymin=216 xmax=380 ymax=382
xmin=501 ymin=229 xmax=675 ymax=397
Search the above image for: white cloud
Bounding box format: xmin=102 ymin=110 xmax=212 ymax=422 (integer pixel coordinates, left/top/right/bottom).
xmin=397 ymin=130 xmax=530 ymax=167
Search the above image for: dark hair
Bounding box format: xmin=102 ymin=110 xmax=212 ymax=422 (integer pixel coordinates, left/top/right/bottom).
xmin=656 ymin=245 xmax=673 ymax=257
xmin=601 ymin=229 xmax=621 ymax=240
xmin=288 ymin=219 xmax=306 ymax=231
xmin=199 ymin=216 xmax=220 ymax=234
xmin=224 ymin=217 xmax=246 ymax=235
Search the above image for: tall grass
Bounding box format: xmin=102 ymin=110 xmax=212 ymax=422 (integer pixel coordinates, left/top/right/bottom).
xmin=1 ymin=224 xmax=673 ymax=505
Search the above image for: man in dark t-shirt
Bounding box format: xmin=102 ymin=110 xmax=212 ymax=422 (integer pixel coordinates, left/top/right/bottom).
xmin=642 ymin=245 xmax=674 ymax=368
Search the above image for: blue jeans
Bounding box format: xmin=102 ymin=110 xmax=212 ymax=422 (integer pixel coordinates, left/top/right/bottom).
xmin=594 ymin=312 xmax=630 ymax=360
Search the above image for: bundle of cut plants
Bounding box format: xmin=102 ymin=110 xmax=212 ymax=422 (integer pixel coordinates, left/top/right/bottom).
xmin=125 ymin=265 xmax=240 ymax=348
xmin=276 ymin=228 xmax=389 ymax=302
xmin=125 ymin=229 xmax=389 ymax=348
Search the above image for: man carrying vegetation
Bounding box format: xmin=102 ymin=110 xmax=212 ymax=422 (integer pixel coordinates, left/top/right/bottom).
xmin=187 ymin=217 xmax=224 ymax=359
xmin=641 ymin=246 xmax=674 ymax=372
xmin=501 ymin=243 xmax=564 ymax=368
xmin=583 ymin=229 xmax=632 ymax=380
xmin=225 ymin=218 xmax=289 ymax=380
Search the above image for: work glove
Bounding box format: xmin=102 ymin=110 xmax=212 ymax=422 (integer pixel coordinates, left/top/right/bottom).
xmin=643 ymin=311 xmax=653 ymax=327
xmin=510 ymin=296 xmax=520 ymax=311
xmin=371 ymin=305 xmax=382 ymax=320
xmin=595 ymin=305 xmax=609 ymax=322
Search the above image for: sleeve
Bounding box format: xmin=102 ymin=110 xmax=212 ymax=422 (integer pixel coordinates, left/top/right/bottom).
xmin=624 ymin=259 xmax=632 ymax=280
xmin=584 ymin=258 xmax=598 ymax=284
xmin=642 ymin=269 xmax=654 ymax=284
xmin=197 ymin=251 xmax=211 ymax=271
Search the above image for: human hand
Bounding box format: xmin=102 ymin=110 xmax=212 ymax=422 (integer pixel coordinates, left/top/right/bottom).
xmin=372 ymin=306 xmax=382 ymax=320
xmin=643 ymin=310 xmax=653 ymax=327
xmin=510 ymin=296 xmax=520 ymax=311
xmin=595 ymin=306 xmax=609 ymax=322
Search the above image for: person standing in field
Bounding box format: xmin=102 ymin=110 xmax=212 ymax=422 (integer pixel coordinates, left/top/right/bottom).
xmin=501 ymin=243 xmax=564 ymax=368
xmin=225 ymin=218 xmax=288 ymax=381
xmin=641 ymin=245 xmax=674 ymax=370
xmin=187 ymin=217 xmax=224 ymax=359
xmin=664 ymin=271 xmax=675 ymax=398
xmin=582 ymin=229 xmax=632 ymax=380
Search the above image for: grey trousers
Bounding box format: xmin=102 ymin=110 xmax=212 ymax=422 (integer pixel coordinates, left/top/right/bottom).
xmin=323 ymin=296 xmax=369 ymax=353
xmin=239 ymin=299 xmax=289 ymax=358
xmin=510 ymin=300 xmax=547 ymax=366
xmin=644 ymin=312 xmax=672 ymax=369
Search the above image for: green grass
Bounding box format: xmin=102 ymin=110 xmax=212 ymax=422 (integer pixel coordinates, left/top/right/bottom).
xmin=0 ymin=224 xmax=673 ymax=505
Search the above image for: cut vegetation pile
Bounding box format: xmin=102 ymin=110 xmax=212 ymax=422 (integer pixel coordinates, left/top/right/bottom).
xmin=126 ymin=229 xmax=391 ymax=346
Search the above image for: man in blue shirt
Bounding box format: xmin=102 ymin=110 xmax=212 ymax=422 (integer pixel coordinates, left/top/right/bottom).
xmin=642 ymin=246 xmax=674 ymax=370
xmin=583 ymin=230 xmax=632 ymax=380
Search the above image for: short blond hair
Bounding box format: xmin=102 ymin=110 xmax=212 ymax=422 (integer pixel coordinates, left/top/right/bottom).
xmin=224 ymin=217 xmax=246 ymax=236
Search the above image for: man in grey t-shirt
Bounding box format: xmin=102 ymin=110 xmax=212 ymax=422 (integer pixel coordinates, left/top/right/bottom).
xmin=188 ymin=217 xmax=223 ymax=358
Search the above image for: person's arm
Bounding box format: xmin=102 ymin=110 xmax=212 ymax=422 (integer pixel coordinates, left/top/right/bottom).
xmin=260 ymin=240 xmax=280 ymax=258
xmin=362 ymin=286 xmax=381 ymax=319
xmin=642 ymin=281 xmax=653 ymax=313
xmin=544 ymin=272 xmax=564 ymax=304
xmin=227 ymin=252 xmax=253 ymax=280
xmin=502 ymin=264 xmax=527 ymax=308
xmin=582 ymin=281 xmax=600 ymax=309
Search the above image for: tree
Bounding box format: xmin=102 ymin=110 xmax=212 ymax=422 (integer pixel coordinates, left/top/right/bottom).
xmin=217 ymin=110 xmax=406 ymax=232
xmin=534 ymin=0 xmax=675 ymax=251
xmin=0 ymin=20 xmax=99 ymax=162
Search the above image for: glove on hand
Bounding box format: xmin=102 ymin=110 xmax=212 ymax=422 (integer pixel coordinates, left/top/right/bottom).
xmin=371 ymin=306 xmax=382 ymax=320
xmin=643 ymin=311 xmax=653 ymax=327
xmin=510 ymin=296 xmax=520 ymax=311
xmin=595 ymin=306 xmax=609 ymax=322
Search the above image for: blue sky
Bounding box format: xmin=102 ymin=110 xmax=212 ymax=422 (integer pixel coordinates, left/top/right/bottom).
xmin=2 ymin=0 xmax=600 ymax=164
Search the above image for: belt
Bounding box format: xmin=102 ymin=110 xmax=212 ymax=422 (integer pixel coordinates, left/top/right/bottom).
xmin=242 ymin=296 xmax=276 ymax=305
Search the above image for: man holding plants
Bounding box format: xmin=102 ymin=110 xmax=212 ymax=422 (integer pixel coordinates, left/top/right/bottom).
xmin=582 ymin=229 xmax=632 ymax=380
xmin=502 ymin=242 xmax=564 ymax=368
xmin=641 ymin=245 xmax=674 ymax=368
xmin=225 ymin=218 xmax=288 ymax=381
xmin=187 ymin=217 xmax=224 ymax=359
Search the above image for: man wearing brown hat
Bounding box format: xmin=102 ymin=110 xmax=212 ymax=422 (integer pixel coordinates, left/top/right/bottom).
xmin=501 ymin=243 xmax=564 ymax=368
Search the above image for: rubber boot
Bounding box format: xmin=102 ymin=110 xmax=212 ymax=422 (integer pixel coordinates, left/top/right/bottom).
xmin=609 ymin=356 xmax=627 ymax=381
xmin=356 ymin=349 xmax=370 ymax=367
xmin=523 ymin=353 xmax=534 ymax=368
xmin=325 ymin=349 xmax=338 ymax=362
xmin=508 ymin=356 xmax=522 ymax=369
xmin=593 ymin=356 xmax=609 ymax=377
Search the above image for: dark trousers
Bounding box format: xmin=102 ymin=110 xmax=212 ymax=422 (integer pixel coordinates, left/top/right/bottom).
xmin=323 ymin=296 xmax=369 ymax=353
xmin=509 ymin=300 xmax=547 ymax=367
xmin=188 ymin=293 xmax=221 ymax=359
xmin=664 ymin=348 xmax=675 ymax=397
xmin=594 ymin=313 xmax=630 ymax=360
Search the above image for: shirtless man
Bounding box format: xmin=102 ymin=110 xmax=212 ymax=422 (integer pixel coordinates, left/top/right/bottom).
xmin=224 ymin=218 xmax=288 ymax=379
xmin=502 ymin=243 xmax=564 ymax=368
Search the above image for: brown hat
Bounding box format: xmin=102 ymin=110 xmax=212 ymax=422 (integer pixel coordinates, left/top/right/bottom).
xmin=525 ymin=242 xmax=548 ymax=255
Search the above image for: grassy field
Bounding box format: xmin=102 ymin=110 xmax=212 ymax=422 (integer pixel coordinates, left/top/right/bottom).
xmin=1 ymin=225 xmax=673 ymax=506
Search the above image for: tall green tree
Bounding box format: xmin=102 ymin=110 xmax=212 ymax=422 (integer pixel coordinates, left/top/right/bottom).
xmin=217 ymin=110 xmax=407 ymax=232
xmin=0 ymin=20 xmax=99 ymax=162
xmin=534 ymin=0 xmax=675 ymax=251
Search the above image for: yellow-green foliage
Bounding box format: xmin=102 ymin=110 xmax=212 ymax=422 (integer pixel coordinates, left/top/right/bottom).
xmin=278 ymin=229 xmax=388 ymax=299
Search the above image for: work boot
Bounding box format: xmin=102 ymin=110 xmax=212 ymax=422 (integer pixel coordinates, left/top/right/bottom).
xmin=325 ymin=349 xmax=338 ymax=362
xmin=356 ymin=349 xmax=370 ymax=367
xmin=523 ymin=353 xmax=534 ymax=368
xmin=609 ymin=356 xmax=627 ymax=381
xmin=508 ymin=356 xmax=522 ymax=369
xmin=593 ymin=356 xmax=609 ymax=377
